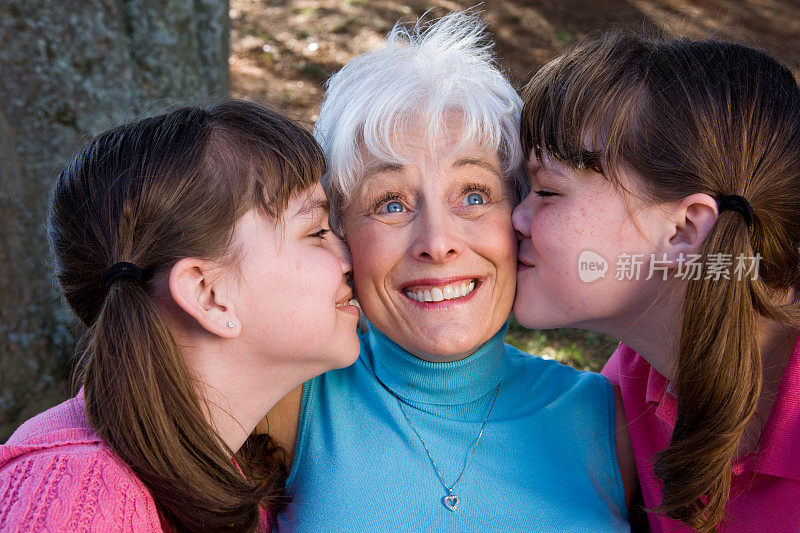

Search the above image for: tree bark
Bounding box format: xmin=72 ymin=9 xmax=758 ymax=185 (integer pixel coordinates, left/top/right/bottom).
xmin=0 ymin=0 xmax=229 ymax=439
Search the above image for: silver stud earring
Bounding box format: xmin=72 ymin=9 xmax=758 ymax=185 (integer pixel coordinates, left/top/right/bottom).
xmin=226 ymin=321 xmax=235 ymax=328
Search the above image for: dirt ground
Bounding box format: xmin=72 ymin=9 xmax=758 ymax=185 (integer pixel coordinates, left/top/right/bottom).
xmin=230 ymin=0 xmax=800 ymax=122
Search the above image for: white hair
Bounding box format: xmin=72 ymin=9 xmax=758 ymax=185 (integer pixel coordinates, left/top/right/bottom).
xmin=314 ymin=10 xmax=526 ymax=231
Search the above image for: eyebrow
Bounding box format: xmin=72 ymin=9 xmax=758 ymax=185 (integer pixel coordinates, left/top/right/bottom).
xmin=454 ymin=157 xmax=501 ymax=175
xmin=294 ymin=197 xmax=330 ymax=218
xmin=363 ymin=162 xmax=405 ymax=178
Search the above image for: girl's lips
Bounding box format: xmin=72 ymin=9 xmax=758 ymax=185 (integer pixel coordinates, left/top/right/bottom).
xmin=517 ymin=256 xmax=535 ymax=268
xmin=335 ymin=303 xmax=361 ymax=317
xmin=334 ymin=288 xmax=354 ymax=306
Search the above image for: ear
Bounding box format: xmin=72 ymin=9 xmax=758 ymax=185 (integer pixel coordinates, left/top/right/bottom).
xmin=168 ymin=257 xmax=240 ymax=338
xmin=661 ymin=193 xmax=719 ymax=264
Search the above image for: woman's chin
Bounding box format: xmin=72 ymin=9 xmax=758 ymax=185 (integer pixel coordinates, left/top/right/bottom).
xmin=395 ymin=331 xmax=493 ymax=362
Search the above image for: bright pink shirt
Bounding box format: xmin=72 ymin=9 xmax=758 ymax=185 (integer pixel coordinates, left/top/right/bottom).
xmin=603 ymin=336 xmax=800 ymax=532
xmin=0 ymin=390 xmax=166 ymax=531
xmin=1 ymin=392 xmax=272 ymax=532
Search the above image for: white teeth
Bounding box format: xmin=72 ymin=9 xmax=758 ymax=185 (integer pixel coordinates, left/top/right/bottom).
xmin=405 ymin=281 xmax=477 ymax=303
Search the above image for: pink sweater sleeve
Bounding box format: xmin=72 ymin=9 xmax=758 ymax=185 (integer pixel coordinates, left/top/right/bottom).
xmin=0 ymin=444 xmax=164 ymax=532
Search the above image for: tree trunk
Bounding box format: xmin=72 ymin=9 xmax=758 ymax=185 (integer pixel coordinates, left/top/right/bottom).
xmin=0 ymin=0 xmax=229 ymax=440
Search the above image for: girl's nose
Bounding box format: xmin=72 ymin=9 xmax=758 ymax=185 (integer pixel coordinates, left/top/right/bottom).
xmin=511 ymin=193 xmax=533 ymax=239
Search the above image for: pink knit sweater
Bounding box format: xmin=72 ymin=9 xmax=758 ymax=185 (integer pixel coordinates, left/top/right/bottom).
xmin=0 ymin=391 xmax=166 ymax=531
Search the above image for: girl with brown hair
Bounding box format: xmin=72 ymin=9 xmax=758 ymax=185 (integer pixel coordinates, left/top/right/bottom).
xmin=513 ymin=34 xmax=800 ymax=532
xmin=0 ymin=100 xmax=361 ymax=531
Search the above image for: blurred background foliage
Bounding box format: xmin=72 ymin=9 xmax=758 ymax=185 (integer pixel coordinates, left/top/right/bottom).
xmin=3 ymin=0 xmax=800 ymax=440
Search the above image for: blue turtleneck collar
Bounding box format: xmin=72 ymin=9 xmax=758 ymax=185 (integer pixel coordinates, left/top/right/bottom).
xmin=363 ymin=322 xmax=508 ymax=406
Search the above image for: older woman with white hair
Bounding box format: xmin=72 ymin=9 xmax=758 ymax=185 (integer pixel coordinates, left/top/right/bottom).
xmin=267 ymin=12 xmax=633 ymax=531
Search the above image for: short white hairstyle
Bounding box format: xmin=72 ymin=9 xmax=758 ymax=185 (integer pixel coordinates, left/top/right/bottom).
xmin=314 ymin=11 xmax=527 ymax=232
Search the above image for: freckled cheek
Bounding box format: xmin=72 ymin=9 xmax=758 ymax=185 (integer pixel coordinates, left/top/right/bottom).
xmin=247 ymin=266 xmax=289 ymax=318
xmin=530 ymin=209 xmax=563 ymax=252
xmin=531 ymin=209 xmax=589 ymax=266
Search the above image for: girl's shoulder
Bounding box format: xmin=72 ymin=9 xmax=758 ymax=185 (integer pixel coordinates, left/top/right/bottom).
xmin=5 ymin=392 xmax=96 ymax=446
xmin=0 ymin=394 xmax=164 ymax=531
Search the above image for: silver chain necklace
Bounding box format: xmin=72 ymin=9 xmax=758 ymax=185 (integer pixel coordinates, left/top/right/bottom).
xmin=392 ymin=381 xmax=502 ymax=512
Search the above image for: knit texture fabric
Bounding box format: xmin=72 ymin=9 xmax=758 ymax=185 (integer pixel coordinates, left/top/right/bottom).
xmin=0 ymin=391 xmax=165 ymax=532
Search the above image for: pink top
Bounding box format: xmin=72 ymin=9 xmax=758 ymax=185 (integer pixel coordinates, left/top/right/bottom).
xmin=0 ymin=391 xmax=167 ymax=531
xmin=603 ymin=336 xmax=800 ymax=532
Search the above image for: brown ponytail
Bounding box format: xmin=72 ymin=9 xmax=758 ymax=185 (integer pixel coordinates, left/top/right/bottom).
xmin=48 ymin=100 xmax=324 ymax=531
xmin=521 ymin=34 xmax=800 ymax=531
xmin=657 ymin=215 xmax=761 ymax=529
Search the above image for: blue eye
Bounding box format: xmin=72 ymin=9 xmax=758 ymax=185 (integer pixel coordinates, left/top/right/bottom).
xmin=385 ymin=201 xmax=404 ymax=213
xmin=465 ymin=192 xmax=484 ymax=205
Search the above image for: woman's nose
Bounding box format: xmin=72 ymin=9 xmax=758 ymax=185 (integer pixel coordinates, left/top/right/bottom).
xmin=410 ymin=207 xmax=461 ymax=264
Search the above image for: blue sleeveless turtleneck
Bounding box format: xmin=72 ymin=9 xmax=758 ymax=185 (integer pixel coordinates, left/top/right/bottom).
xmin=277 ymin=323 xmax=629 ymax=531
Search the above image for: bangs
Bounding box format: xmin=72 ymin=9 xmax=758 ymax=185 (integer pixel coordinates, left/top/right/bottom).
xmin=250 ymin=133 xmax=324 ymax=221
xmin=206 ymin=101 xmax=325 ymax=222
xmin=358 ymin=94 xmax=509 ymax=175
xmin=520 ymin=33 xmax=650 ymax=182
xmin=322 ymin=55 xmax=521 ymax=201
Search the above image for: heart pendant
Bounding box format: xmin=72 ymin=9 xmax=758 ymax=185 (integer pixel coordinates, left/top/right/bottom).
xmin=443 ymin=494 xmax=460 ymax=511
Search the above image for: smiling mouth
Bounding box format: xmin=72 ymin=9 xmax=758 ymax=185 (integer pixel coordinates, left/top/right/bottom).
xmin=403 ymin=280 xmax=477 ymax=303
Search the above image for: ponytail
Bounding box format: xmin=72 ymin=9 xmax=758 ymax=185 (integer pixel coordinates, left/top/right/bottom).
xmin=82 ymin=276 xmax=278 ymax=530
xmin=653 ymin=213 xmax=761 ymax=531
xmin=49 ymin=100 xmax=324 ymax=532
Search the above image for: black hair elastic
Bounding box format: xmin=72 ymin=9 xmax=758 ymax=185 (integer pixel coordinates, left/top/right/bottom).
xmin=717 ymin=194 xmax=754 ymax=227
xmin=101 ymin=261 xmax=143 ymax=288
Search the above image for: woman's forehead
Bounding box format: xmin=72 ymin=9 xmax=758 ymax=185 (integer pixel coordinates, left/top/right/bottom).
xmin=358 ymin=143 xmax=500 ymax=180
xmin=359 ymin=128 xmax=499 ymax=166
xmin=358 ymin=107 xmax=498 ymax=158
